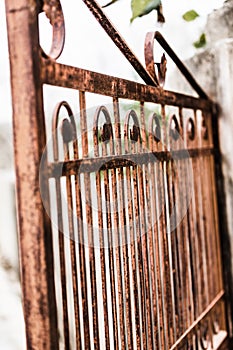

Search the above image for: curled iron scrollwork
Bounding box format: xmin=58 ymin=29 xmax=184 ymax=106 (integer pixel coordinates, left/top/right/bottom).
xmin=40 ymin=0 xmax=65 ymax=59
xmin=187 ymin=117 xmax=195 ymax=141
xmin=212 ymin=308 xmax=221 ymax=335
xmin=200 ymin=321 xmax=211 ymax=350
xmin=169 ymin=114 xmax=180 ymax=142
xmin=93 ymin=106 xmax=114 ymax=156
xmin=52 ymin=101 xmax=77 ymax=161
xmin=149 ymin=113 xmax=162 ymax=143
xmin=201 ymin=117 xmax=209 ymax=141
xmin=124 ymin=110 xmax=141 ymax=153
xmin=145 ymin=31 xmax=167 ymax=87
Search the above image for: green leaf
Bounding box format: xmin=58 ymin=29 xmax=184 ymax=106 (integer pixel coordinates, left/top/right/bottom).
xmin=182 ymin=10 xmax=199 ymax=22
xmin=102 ymin=0 xmax=119 ymax=8
xmin=131 ymin=0 xmax=161 ymax=22
xmin=193 ymin=33 xmax=206 ymax=48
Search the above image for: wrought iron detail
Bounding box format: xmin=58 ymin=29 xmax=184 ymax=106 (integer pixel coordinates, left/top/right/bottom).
xmin=145 ymin=32 xmax=167 ymax=87
xmin=187 ymin=117 xmax=196 ymax=141
xmin=169 ymin=114 xmax=180 ymax=142
xmin=41 ymin=0 xmax=65 ymax=59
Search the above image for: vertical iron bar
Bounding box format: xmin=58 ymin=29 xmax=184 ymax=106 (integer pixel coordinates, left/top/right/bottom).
xmin=125 ymin=164 xmax=144 ymax=350
xmin=93 ymin=113 xmax=114 ymax=350
xmin=139 ymin=102 xmax=156 ymax=349
xmin=165 ymin=140 xmax=183 ymax=342
xmin=111 ymin=99 xmax=127 ymax=350
xmin=128 ymin=128 xmax=150 ymax=349
xmin=95 ymin=168 xmax=111 ymax=349
xmin=74 ymin=152 xmax=91 ymax=349
xmin=118 ymin=130 xmax=133 ymax=349
xmin=193 ymin=111 xmax=209 ymax=314
xmin=53 ymin=154 xmax=70 ymax=348
xmin=161 ymin=105 xmax=176 ymax=347
xmin=178 ymin=108 xmax=195 ymax=329
xmin=185 ymin=112 xmax=202 ymax=325
xmin=63 ymin=139 xmax=82 ymax=349
xmin=5 ymin=1 xmax=59 ymax=348
xmin=153 ymin=145 xmax=167 ymax=349
xmin=79 ymin=91 xmax=100 ymax=349
xmin=148 ymin=114 xmax=167 ymax=349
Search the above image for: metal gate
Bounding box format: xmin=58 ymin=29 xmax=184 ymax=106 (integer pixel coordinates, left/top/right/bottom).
xmin=5 ymin=0 xmax=230 ymax=349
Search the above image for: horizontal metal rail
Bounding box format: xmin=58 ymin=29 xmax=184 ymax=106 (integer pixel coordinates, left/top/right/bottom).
xmin=45 ymin=148 xmax=215 ymax=178
xmin=41 ymin=57 xmax=214 ymax=112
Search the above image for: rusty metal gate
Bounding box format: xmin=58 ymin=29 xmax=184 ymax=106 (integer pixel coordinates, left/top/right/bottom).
xmin=5 ymin=0 xmax=231 ymax=349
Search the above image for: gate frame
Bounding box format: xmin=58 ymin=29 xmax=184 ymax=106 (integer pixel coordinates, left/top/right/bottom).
xmin=5 ymin=1 xmax=59 ymax=348
xmin=5 ymin=0 xmax=233 ymax=348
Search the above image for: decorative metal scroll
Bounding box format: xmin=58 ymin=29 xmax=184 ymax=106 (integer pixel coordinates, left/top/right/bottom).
xmin=40 ymin=0 xmax=65 ymax=59
xmin=5 ymin=0 xmax=229 ymax=349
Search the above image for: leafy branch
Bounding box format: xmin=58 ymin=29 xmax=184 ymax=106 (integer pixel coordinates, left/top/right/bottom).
xmin=103 ymin=0 xmax=165 ymax=23
xmin=182 ymin=9 xmax=206 ymax=48
xmin=102 ymin=1 xmax=206 ymax=49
